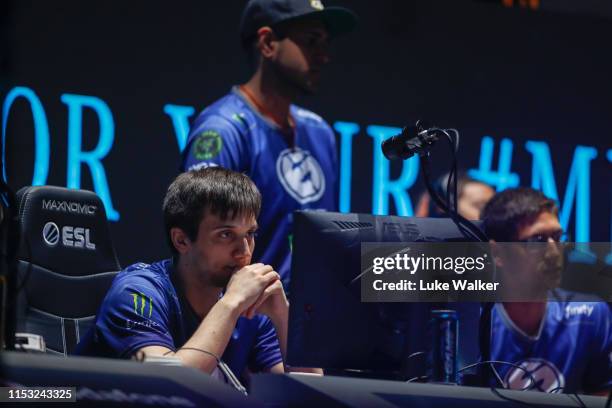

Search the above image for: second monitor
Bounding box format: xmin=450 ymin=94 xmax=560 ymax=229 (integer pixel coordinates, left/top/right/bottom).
xmin=287 ymin=211 xmax=482 ymax=379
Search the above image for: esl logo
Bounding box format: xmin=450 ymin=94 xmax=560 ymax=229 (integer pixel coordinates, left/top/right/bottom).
xmin=42 ymin=222 xmax=96 ymax=250
xmin=42 ymin=222 xmax=60 ymax=246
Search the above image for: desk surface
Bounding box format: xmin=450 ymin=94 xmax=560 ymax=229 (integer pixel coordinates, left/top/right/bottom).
xmin=2 ymin=352 xmax=607 ymax=407
xmin=1 ymin=351 xmax=258 ymax=407
xmin=251 ymin=372 xmax=608 ymax=408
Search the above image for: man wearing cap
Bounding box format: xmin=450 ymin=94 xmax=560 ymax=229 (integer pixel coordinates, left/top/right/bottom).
xmin=180 ymin=0 xmax=357 ymax=290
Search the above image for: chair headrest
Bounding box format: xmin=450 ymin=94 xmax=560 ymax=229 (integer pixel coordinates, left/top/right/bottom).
xmin=16 ymin=186 xmax=120 ymax=276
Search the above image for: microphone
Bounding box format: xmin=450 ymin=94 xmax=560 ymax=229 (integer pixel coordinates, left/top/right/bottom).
xmin=381 ymin=121 xmax=439 ymax=160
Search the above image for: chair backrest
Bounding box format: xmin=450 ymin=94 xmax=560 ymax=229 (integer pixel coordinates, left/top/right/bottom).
xmin=15 ymin=186 xmax=120 ymax=355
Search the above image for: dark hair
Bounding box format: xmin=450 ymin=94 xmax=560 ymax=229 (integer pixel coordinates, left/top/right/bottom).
xmin=481 ymin=187 xmax=557 ymax=241
xmin=163 ymin=167 xmax=261 ymax=254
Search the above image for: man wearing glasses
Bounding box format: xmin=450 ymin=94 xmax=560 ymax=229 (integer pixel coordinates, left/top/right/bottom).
xmin=482 ymin=187 xmax=611 ymax=395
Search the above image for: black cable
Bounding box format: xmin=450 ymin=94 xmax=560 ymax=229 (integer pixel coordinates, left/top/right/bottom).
xmin=444 ymin=130 xmax=494 ymax=394
xmin=439 ymin=129 xmax=458 ymax=218
xmin=418 ymin=130 xmax=493 ymax=391
xmin=406 ymin=376 xmax=428 ymax=383
xmin=446 ymin=128 xmax=466 ymax=231
xmin=463 ymin=361 xmax=588 ymax=408
xmin=420 ymin=156 xmax=485 ymax=242
xmin=385 ymin=124 xmax=486 ymax=242
xmin=172 ymin=346 xmax=221 ymax=363
xmin=446 ymin=147 xmax=475 ymax=243
xmin=460 ymin=133 xmax=492 ymax=392
xmin=548 ymin=383 xmax=602 ymax=408
xmin=421 ymin=151 xmax=486 ymax=242
xmin=428 ymin=128 xmax=457 ymax=218
xmin=446 ymin=168 xmax=454 ymax=216
xmin=443 ymin=156 xmax=454 ymax=216
xmin=400 ymin=125 xmax=494 ymax=394
xmin=402 ymin=350 xmax=427 ymax=380
xmin=570 ymin=393 xmax=586 ymax=408
xmin=458 ymin=360 xmax=538 ymax=392
xmin=406 ymin=351 xmax=427 ymax=360
xmin=165 ymin=347 xmax=248 ymax=395
xmin=478 ymin=303 xmax=494 ymax=386
xmin=433 ymin=128 xmax=460 ymax=217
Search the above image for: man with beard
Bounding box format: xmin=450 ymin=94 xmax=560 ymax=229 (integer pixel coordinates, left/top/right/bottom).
xmin=78 ymin=168 xmax=299 ymax=382
xmin=483 ymin=187 xmax=611 ymax=394
xmin=180 ymin=0 xmax=357 ymax=289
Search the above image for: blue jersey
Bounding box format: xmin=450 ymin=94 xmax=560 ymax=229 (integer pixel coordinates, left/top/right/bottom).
xmin=180 ymin=87 xmax=338 ymax=288
xmin=76 ymin=259 xmax=282 ymax=380
xmin=491 ymin=296 xmax=611 ymax=393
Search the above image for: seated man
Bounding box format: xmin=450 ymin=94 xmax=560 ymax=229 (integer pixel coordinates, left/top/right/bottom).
xmin=77 ymin=167 xmax=296 ymax=383
xmin=482 ymin=187 xmax=611 ymax=394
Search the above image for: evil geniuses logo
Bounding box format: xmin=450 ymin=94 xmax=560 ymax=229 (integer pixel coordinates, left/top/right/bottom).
xmin=276 ymin=148 xmax=325 ymax=204
xmin=42 ymin=221 xmax=96 ymax=250
xmin=193 ymin=130 xmax=222 ymax=160
xmin=504 ymin=358 xmax=565 ymax=393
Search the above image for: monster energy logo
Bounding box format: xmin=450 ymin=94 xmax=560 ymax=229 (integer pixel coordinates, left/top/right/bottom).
xmin=131 ymin=292 xmax=153 ymax=317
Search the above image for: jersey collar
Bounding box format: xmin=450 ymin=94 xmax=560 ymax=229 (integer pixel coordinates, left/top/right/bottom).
xmin=496 ymin=302 xmax=549 ymax=342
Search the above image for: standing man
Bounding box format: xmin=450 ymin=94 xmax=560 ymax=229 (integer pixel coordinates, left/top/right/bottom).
xmin=180 ymin=0 xmax=357 ymax=288
xmin=482 ymin=187 xmax=611 ymax=394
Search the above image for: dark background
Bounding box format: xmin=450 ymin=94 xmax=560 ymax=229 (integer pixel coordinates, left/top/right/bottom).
xmin=3 ymin=0 xmax=612 ymax=266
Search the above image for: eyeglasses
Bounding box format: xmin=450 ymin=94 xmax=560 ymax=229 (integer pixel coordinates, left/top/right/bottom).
xmin=518 ymin=231 xmax=569 ymax=243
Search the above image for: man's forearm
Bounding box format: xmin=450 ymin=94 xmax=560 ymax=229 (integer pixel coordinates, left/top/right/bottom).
xmin=269 ymin=307 xmax=289 ymax=363
xmin=269 ymin=307 xmax=323 ymax=374
xmin=174 ymin=298 xmax=241 ymax=373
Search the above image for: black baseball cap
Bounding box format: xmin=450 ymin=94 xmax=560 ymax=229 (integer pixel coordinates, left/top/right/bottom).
xmin=239 ymin=0 xmax=357 ymax=44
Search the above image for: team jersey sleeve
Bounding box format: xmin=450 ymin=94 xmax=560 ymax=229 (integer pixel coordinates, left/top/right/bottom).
xmin=583 ymin=303 xmax=612 ymax=393
xmin=181 ymin=115 xmax=247 ymax=172
xmin=247 ymin=315 xmax=283 ymax=372
xmin=93 ymin=272 xmax=176 ymax=358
